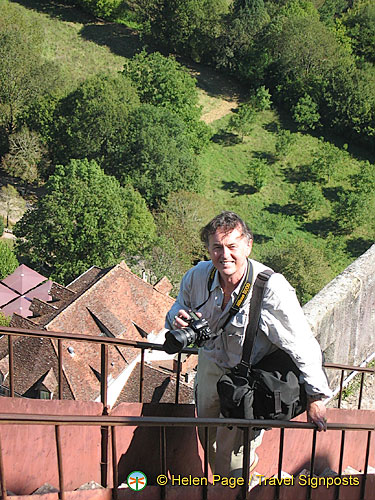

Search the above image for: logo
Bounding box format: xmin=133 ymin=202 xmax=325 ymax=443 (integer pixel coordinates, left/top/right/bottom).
xmin=127 ymin=471 xmax=147 ymax=491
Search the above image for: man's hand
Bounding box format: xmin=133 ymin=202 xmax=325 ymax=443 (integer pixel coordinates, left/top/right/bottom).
xmin=307 ymin=399 xmax=327 ymax=432
xmin=172 ymin=310 xmax=202 ymax=328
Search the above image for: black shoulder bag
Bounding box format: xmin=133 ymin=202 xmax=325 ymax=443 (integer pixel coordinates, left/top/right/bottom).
xmin=216 ymin=270 xmax=307 ymax=423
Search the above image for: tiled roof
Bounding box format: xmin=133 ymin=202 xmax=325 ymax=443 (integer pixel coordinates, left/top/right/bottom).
xmin=1 ymin=264 xmax=46 ymax=294
xmin=5 ymin=261 xmax=175 ymax=403
xmin=114 ymin=363 xmax=194 ymax=406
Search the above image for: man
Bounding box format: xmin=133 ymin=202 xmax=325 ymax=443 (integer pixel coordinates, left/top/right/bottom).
xmin=165 ymin=211 xmax=331 ymax=477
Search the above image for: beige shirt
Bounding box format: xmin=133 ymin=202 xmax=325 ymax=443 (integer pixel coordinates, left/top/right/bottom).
xmin=165 ymin=259 xmax=332 ymax=398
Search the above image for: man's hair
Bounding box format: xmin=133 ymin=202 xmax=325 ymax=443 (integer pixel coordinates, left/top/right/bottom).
xmin=200 ymin=211 xmax=253 ymax=247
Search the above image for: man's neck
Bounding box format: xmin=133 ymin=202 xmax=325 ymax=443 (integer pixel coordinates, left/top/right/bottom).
xmin=219 ymin=261 xmax=248 ymax=292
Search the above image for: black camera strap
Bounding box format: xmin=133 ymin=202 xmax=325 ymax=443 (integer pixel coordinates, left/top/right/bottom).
xmin=237 ymin=269 xmax=274 ymax=377
xmin=196 ymin=259 xmax=254 ymax=330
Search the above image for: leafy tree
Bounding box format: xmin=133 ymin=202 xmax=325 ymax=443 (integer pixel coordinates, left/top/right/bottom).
xmin=0 ymin=240 xmax=18 ymax=280
xmin=351 ymin=161 xmax=375 ymax=194
xmin=228 ymin=104 xmax=256 ymax=140
xmin=0 ymin=3 xmax=59 ymax=134
xmin=309 ymin=141 xmax=341 ymax=183
xmin=1 ymin=127 xmax=49 ymax=186
xmin=0 ymin=185 xmax=26 ymax=228
xmin=263 ymin=237 xmax=334 ymax=304
xmin=123 ymin=51 xmax=210 ymax=152
xmin=250 ymin=86 xmax=272 ymax=111
xmin=75 ymin=0 xmax=122 ymax=19
xmin=0 ymin=217 xmax=3 ymax=237
xmin=343 ymin=1 xmax=375 ymax=63
xmin=136 ymin=0 xmax=228 ymax=61
xmin=292 ymin=182 xmax=325 ymax=217
xmin=292 ymin=94 xmax=321 ymax=131
xmin=14 ymin=159 xmax=156 ymax=284
xmin=275 ymin=129 xmax=296 ymax=160
xmin=0 ymin=311 xmax=11 ymax=327
xmin=113 ymin=105 xmax=202 ymax=208
xmin=51 ymin=73 xmax=139 ymax=165
xmin=333 ymin=190 xmax=370 ymax=233
xmin=247 ymin=158 xmax=271 ymax=191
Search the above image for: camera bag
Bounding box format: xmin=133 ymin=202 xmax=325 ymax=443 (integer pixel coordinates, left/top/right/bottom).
xmin=216 ymin=270 xmax=307 ymax=423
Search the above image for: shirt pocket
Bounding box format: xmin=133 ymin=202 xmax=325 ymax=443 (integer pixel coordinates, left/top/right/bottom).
xmin=226 ymin=310 xmax=248 ymax=337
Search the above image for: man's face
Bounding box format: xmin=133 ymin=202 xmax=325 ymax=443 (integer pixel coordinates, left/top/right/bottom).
xmin=207 ymin=226 xmax=252 ymax=281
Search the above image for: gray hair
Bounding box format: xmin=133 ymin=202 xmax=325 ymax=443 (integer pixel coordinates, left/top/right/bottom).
xmin=200 ymin=211 xmax=253 ymax=247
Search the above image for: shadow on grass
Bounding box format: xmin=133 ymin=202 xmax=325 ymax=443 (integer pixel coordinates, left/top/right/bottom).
xmin=253 ymin=233 xmax=272 ymax=244
xmin=80 ymin=23 xmax=142 ymax=59
xmin=345 ymin=238 xmax=374 ymax=259
xmin=252 ymin=151 xmax=277 ymax=164
xmin=221 ymin=181 xmax=256 ymax=196
xmin=302 ymin=217 xmax=339 ymax=237
xmin=282 ymin=164 xmax=315 ymax=184
xmin=322 ymin=186 xmax=344 ymax=203
xmin=13 ymin=0 xmax=143 ymax=59
xmin=211 ymin=131 xmax=242 ymax=146
xmin=266 ymin=202 xmax=301 ymax=217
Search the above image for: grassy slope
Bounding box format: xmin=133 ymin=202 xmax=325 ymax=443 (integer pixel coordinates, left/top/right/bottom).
xmin=5 ymin=0 xmax=375 ymax=292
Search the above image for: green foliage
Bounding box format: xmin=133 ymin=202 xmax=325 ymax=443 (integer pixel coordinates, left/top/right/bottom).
xmin=75 ymin=0 xmax=122 ymax=19
xmin=0 ymin=240 xmax=19 ymax=280
xmin=113 ymin=104 xmax=202 ymax=208
xmin=263 ymin=237 xmax=334 ymax=304
xmin=351 ymin=161 xmax=375 ymax=194
xmin=51 ymin=73 xmax=139 ymax=166
xmin=343 ymin=1 xmax=375 ymax=63
xmin=136 ymin=0 xmax=228 ymax=61
xmin=247 ymin=157 xmax=271 ymax=191
xmin=0 ymin=185 xmax=26 ymax=228
xmin=249 ymin=86 xmax=272 ymax=111
xmin=1 ymin=127 xmax=48 ymax=185
xmin=333 ymin=190 xmax=370 ymax=232
xmin=292 ymin=94 xmax=321 ymax=131
xmin=228 ymin=104 xmax=256 ymax=140
xmin=0 ymin=2 xmax=60 ymax=134
xmin=275 ymin=129 xmax=296 ymax=160
xmin=309 ymin=140 xmax=342 ymax=183
xmin=292 ymin=182 xmax=325 ymax=217
xmin=0 ymin=217 xmax=3 ymax=237
xmin=0 ymin=311 xmax=11 ymax=327
xmin=14 ymin=159 xmax=156 ymax=284
xmin=123 ymin=51 xmax=211 ymax=152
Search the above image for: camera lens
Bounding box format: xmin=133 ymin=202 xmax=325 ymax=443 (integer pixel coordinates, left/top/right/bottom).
xmin=163 ymin=327 xmax=196 ymax=354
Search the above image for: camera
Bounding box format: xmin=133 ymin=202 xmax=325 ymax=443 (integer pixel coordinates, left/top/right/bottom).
xmin=163 ymin=311 xmax=212 ymax=354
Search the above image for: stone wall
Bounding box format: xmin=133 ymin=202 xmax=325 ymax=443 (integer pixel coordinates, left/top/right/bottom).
xmin=303 ymin=244 xmax=375 ymax=370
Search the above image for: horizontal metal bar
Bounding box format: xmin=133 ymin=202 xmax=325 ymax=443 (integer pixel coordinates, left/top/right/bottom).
xmin=0 ymin=326 xmax=198 ymax=355
xmin=0 ymin=414 xmax=374 ymax=431
xmin=324 ymin=362 xmax=375 ymax=373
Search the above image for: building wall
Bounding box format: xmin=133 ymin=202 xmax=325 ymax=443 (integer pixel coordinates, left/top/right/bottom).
xmin=303 ymin=244 xmax=375 ymax=370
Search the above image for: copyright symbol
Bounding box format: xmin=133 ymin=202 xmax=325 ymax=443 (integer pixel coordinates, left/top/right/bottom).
xmin=157 ymin=474 xmax=168 ymax=486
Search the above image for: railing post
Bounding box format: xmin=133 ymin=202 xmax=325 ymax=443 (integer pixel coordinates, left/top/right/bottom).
xmin=8 ymin=335 xmax=14 ymax=398
xmin=55 ymin=425 xmax=65 ymax=500
xmin=275 ymin=428 xmax=285 ymax=500
xmin=58 ymin=339 xmax=63 ymax=400
xmin=0 ymin=432 xmax=8 ymax=500
xmin=111 ymin=426 xmax=118 ymax=500
xmin=241 ymin=426 xmax=250 ymax=500
xmin=307 ymin=429 xmax=317 ymax=500
xmin=160 ymin=426 xmax=167 ymax=500
xmin=139 ymin=348 xmax=145 ymax=403
xmin=175 ymin=352 xmax=182 ymax=405
xmin=100 ymin=344 xmax=109 ymax=488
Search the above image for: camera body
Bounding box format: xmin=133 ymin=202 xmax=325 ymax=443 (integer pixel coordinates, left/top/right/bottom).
xmin=163 ymin=311 xmax=212 ymax=354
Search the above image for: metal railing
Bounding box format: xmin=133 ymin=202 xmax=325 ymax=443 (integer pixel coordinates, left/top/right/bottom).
xmin=1 ymin=326 xmax=374 ymax=409
xmin=0 ymin=326 xmax=374 ymax=500
xmin=0 ymin=413 xmax=374 ymax=500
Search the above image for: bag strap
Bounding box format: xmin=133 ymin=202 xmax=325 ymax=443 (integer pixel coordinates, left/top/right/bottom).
xmin=237 ymin=269 xmax=274 ymax=377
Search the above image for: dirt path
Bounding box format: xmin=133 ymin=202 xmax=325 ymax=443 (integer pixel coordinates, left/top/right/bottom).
xmin=180 ymin=59 xmax=247 ymax=123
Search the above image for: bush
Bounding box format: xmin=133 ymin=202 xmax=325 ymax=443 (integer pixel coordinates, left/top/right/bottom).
xmin=0 ymin=240 xmax=19 ymax=280
xmin=292 ymin=94 xmax=321 ymax=131
xmin=76 ymin=0 xmax=122 ymax=19
xmin=0 ymin=217 xmax=4 ymax=237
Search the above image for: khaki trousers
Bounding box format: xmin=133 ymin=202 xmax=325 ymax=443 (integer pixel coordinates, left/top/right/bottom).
xmin=194 ymin=349 xmax=262 ymax=477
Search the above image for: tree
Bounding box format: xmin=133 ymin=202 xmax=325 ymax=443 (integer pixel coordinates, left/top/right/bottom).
xmin=0 ymin=240 xmax=18 ymax=280
xmin=228 ymin=104 xmax=256 ymax=140
xmin=1 ymin=127 xmax=48 ymax=186
xmin=123 ymin=51 xmax=211 ymax=152
xmin=351 ymin=161 xmax=375 ymax=194
xmin=76 ymin=0 xmax=122 ymax=19
xmin=247 ymin=158 xmax=271 ymax=191
xmin=309 ymin=141 xmax=341 ymax=183
xmin=333 ymin=190 xmax=370 ymax=233
xmin=292 ymin=94 xmax=320 ymax=131
xmin=343 ymin=1 xmax=375 ymax=63
xmin=0 ymin=311 xmax=11 ymax=327
xmin=0 ymin=3 xmax=59 ymax=134
xmin=275 ymin=129 xmax=296 ymax=160
xmin=113 ymin=105 xmax=202 ymax=208
xmin=263 ymin=237 xmax=334 ymax=304
xmin=51 ymin=73 xmax=139 ymax=165
xmin=136 ymin=0 xmax=227 ymax=61
xmin=291 ymin=182 xmax=325 ymax=218
xmin=14 ymin=159 xmax=156 ymax=284
xmin=0 ymin=185 xmax=26 ymax=228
